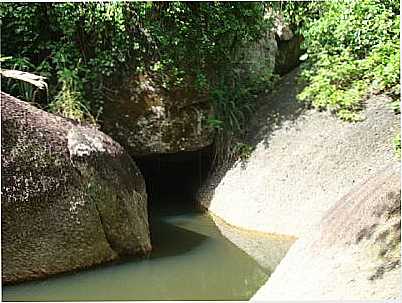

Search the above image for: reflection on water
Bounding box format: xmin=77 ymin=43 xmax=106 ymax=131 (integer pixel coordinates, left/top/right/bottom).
xmin=2 ymin=210 xmax=268 ymax=301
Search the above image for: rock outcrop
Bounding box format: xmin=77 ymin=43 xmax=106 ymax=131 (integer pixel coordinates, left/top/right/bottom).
xmin=197 ymin=68 xmax=400 ymax=238
xmin=102 ymin=74 xmax=214 ymax=156
xmin=100 ymin=17 xmax=295 ymax=157
xmin=1 ymin=92 xmax=151 ymax=283
xmin=235 ymin=31 xmax=278 ymax=84
xmin=265 ymin=9 xmax=304 ymax=75
xmin=252 ymin=164 xmax=401 ymax=300
xmin=274 ymin=34 xmax=304 ymax=75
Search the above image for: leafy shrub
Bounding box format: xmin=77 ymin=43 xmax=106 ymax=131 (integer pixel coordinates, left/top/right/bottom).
xmin=394 ymin=133 xmax=401 ymax=158
xmin=49 ymin=68 xmax=94 ymax=122
xmin=234 ymin=142 xmax=254 ymax=162
xmin=287 ymin=0 xmax=400 ymax=121
xmin=0 ymin=2 xmax=274 ymax=128
xmin=1 ymin=56 xmax=37 ymax=102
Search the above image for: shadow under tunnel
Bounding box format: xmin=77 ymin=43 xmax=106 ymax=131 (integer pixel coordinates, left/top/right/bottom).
xmin=133 ymin=145 xmax=214 ymax=257
xmin=134 ymin=145 xmax=213 ymax=217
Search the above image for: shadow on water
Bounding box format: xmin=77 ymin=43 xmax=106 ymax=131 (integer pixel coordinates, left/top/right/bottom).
xmin=2 ymin=210 xmax=269 ymax=301
xmin=149 ymin=218 xmax=207 ymax=260
xmin=2 ymin=142 xmax=273 ymax=301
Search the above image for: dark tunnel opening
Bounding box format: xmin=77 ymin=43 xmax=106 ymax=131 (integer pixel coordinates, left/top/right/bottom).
xmin=133 ymin=145 xmax=214 ymax=218
xmin=133 ymin=145 xmax=214 ymax=258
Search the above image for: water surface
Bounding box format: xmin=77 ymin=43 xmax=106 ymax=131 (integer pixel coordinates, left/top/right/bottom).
xmin=2 ymin=209 xmax=269 ymax=301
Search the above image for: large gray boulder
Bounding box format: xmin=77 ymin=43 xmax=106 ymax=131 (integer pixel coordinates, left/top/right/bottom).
xmin=1 ymin=92 xmax=151 ymax=283
xmin=253 ymin=164 xmax=401 ymax=300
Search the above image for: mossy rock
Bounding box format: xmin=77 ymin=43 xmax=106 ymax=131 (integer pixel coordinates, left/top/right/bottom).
xmin=1 ymin=92 xmax=151 ymax=284
xmin=101 ymin=73 xmax=214 ymax=156
xmin=274 ymin=35 xmax=304 ymax=75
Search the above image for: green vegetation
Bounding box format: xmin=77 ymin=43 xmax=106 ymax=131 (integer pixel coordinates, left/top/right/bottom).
xmin=0 ymin=2 xmax=273 ymax=128
xmin=283 ymin=0 xmax=400 ymax=121
xmin=281 ymin=0 xmax=400 ymax=157
xmin=1 ymin=1 xmax=400 ymax=159
xmin=394 ymin=134 xmax=401 ymax=158
xmin=234 ymin=142 xmax=255 ymax=162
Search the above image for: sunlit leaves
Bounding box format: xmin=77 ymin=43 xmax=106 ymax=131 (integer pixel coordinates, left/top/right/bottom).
xmin=294 ymin=0 xmax=400 ymax=121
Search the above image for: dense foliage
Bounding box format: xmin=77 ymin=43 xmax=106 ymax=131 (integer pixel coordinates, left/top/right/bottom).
xmin=284 ymin=0 xmax=400 ymax=121
xmin=1 ymin=1 xmax=400 ymax=157
xmin=1 ymin=2 xmax=272 ymax=129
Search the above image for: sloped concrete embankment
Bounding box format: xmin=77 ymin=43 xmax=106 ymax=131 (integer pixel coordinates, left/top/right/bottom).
xmin=252 ymin=164 xmax=401 ymax=300
xmin=197 ymin=67 xmax=400 ymax=299
xmin=198 ymin=68 xmax=400 ymax=238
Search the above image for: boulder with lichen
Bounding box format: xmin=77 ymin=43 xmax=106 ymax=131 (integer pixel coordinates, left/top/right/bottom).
xmin=102 ymin=73 xmax=214 ymax=156
xmin=1 ymin=92 xmax=151 ymax=283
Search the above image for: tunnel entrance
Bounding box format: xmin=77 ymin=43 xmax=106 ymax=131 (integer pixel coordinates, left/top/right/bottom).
xmin=3 ymin=140 xmax=272 ymax=301
xmin=134 ymin=145 xmax=214 ymax=218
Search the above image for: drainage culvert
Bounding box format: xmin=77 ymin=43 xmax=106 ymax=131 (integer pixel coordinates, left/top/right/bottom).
xmin=3 ymin=147 xmax=270 ymax=300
